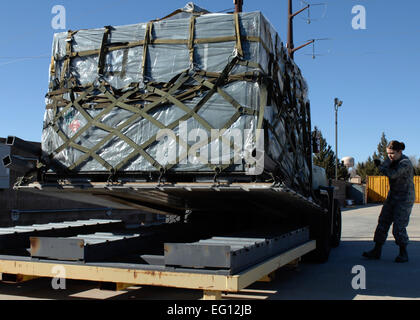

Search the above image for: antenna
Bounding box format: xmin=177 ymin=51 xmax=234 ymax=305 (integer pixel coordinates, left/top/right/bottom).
xmin=287 ymin=0 xmax=327 ymax=59
xmin=302 ymin=38 xmax=332 ymax=59
xmin=300 ymin=0 xmax=328 ymax=24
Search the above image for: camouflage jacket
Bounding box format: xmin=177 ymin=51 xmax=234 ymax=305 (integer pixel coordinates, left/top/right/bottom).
xmin=379 ymin=155 xmax=415 ymax=203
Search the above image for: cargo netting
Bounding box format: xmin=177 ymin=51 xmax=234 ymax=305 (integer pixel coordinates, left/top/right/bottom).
xmin=41 ymin=3 xmax=313 ymax=196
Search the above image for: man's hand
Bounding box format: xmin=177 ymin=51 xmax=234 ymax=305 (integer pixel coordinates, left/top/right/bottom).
xmin=374 ymin=159 xmax=381 ymax=167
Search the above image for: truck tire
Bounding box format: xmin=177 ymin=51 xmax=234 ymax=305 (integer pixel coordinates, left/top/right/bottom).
xmin=314 ymin=212 xmax=332 ymax=262
xmin=303 ymin=212 xmax=331 ymax=263
xmin=330 ymin=199 xmax=342 ymax=248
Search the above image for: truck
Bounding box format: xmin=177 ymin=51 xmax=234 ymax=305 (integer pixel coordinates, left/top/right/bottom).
xmin=0 ymin=3 xmax=341 ymax=299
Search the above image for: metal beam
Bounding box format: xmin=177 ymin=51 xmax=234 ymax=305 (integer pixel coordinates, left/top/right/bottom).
xmin=30 ymin=232 xmax=152 ymax=262
xmin=2 ymin=154 xmax=37 ymax=171
xmin=0 ymin=219 xmax=123 ymax=251
xmin=6 ymin=136 xmax=41 ymax=158
xmin=164 ymin=227 xmax=310 ymax=273
xmin=17 ymin=181 xmax=323 ymax=217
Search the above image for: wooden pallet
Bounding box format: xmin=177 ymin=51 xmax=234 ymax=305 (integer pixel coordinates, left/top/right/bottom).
xmin=0 ymin=241 xmax=315 ymax=300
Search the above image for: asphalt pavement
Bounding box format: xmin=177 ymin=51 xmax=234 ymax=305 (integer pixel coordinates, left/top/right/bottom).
xmin=0 ymin=204 xmax=419 ymax=300
xmin=247 ymin=203 xmax=420 ymax=300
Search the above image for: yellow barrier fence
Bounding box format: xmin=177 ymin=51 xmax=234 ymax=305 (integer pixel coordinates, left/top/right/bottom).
xmin=367 ymin=176 xmax=420 ymax=203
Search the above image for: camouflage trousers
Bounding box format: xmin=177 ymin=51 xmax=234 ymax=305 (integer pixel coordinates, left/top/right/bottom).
xmin=374 ymin=199 xmax=413 ymax=246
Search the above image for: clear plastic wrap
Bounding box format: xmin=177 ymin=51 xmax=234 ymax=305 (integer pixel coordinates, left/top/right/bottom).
xmin=42 ymin=3 xmax=313 ymax=195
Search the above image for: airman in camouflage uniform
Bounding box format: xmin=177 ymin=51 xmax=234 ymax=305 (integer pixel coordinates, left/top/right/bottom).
xmin=363 ymin=141 xmax=415 ymax=263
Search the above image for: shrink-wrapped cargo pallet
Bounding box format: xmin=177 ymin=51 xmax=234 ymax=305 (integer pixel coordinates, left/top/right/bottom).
xmin=42 ymin=3 xmax=313 ymax=196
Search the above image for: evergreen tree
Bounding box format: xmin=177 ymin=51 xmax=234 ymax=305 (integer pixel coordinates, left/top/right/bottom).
xmin=373 ymin=132 xmax=388 ymax=161
xmin=416 ymin=160 xmax=420 ymax=176
xmin=411 ymin=157 xmax=420 ymax=175
xmin=337 ymin=162 xmax=351 ymax=181
xmin=356 ymin=156 xmax=379 ymax=183
xmin=356 ymin=132 xmax=388 ymax=183
xmin=312 ymin=127 xmax=349 ymax=180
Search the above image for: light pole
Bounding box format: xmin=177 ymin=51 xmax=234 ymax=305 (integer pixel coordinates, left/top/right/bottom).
xmin=334 ymin=98 xmax=343 ymax=180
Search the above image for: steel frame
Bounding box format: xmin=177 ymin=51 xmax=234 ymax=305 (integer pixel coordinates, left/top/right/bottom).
xmin=18 ymin=181 xmax=324 ymax=216
xmin=164 ymin=227 xmax=310 ymax=274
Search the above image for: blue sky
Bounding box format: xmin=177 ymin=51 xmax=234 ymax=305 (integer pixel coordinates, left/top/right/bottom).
xmin=0 ymin=0 xmax=419 ymax=165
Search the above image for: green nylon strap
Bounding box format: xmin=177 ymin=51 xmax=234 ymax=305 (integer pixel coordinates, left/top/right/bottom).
xmin=66 ymin=107 xmax=160 ymax=171
xmin=115 ymin=74 xmax=195 ymax=167
xmin=51 ymin=121 xmax=113 ymax=171
xmin=154 ymin=8 xmax=207 ymax=22
xmin=51 ymin=83 xmax=202 ymax=111
xmin=237 ymin=60 xmax=264 ymax=71
xmin=68 ymin=71 xmax=192 ymax=171
xmin=114 ymin=64 xmax=236 ymax=172
xmin=207 ymin=113 xmax=243 ymax=172
xmin=161 ymin=58 xmax=243 ymax=171
xmin=142 ymin=22 xmax=153 ymax=81
xmin=62 ymin=35 xmax=269 ymax=60
xmin=52 ymin=55 xmax=251 ymax=173
xmin=234 ymin=13 xmax=243 ymax=57
xmin=256 ymin=82 xmax=267 ymax=145
xmin=69 ymin=40 xmax=144 ymax=58
xmin=53 ymin=86 xmax=95 ymax=125
xmin=54 ymin=88 xmax=137 ymax=155
xmin=47 ymin=87 xmax=71 ymax=98
xmin=49 ymin=56 xmax=56 ymax=79
xmin=188 ymin=16 xmax=196 ymax=66
xmin=147 ymin=85 xmax=214 ymax=133
xmin=68 ymin=92 xmax=161 ymax=171
xmin=60 ymin=30 xmax=75 ymax=88
xmin=160 ymin=66 xmax=247 ymax=171
xmin=97 ymin=26 xmax=112 ymax=76
xmin=71 ymin=143 xmax=113 ymax=170
xmin=69 ymin=112 xmax=144 ymax=171
xmin=196 ymin=70 xmax=262 ymax=84
xmin=164 ymin=110 xmax=243 ymax=172
xmin=120 ymin=48 xmax=129 ymax=79
xmin=110 ymin=93 xmax=169 ymax=130
xmin=113 ymin=76 xmax=197 ymax=171
xmin=192 ymin=74 xmax=256 ymax=116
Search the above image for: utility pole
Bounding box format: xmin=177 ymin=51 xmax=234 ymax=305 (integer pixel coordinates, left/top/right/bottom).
xmin=288 ymin=0 xmax=294 ymax=57
xmin=334 ymin=98 xmax=343 ymax=180
xmin=234 ymin=0 xmax=243 ymax=13
xmin=287 ymin=0 xmax=311 ymax=59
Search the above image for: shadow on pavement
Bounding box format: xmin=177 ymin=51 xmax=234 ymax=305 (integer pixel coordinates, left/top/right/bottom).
xmin=248 ymin=239 xmax=420 ymax=300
